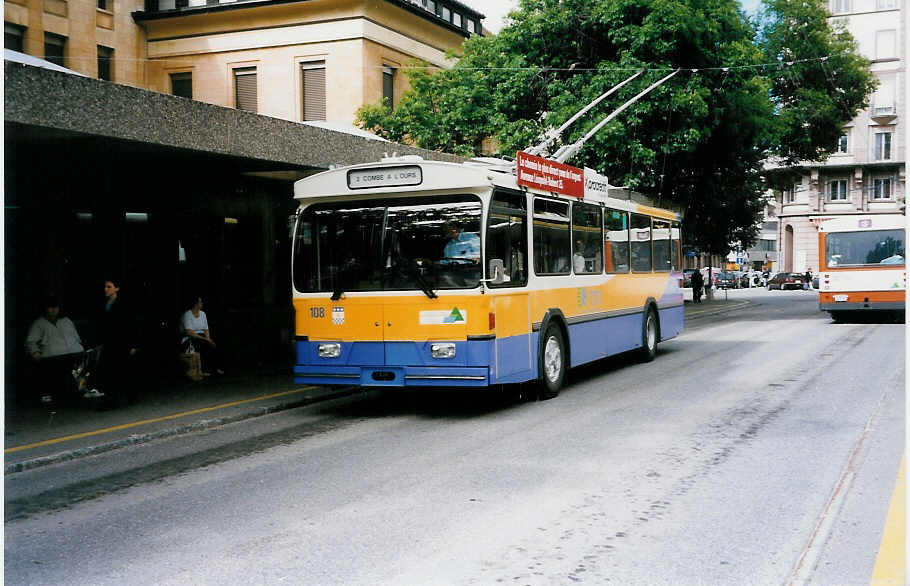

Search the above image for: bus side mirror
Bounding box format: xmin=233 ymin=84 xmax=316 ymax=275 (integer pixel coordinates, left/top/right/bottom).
xmin=487 ymin=259 xmax=505 ymax=285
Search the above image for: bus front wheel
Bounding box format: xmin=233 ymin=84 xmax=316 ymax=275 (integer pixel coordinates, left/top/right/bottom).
xmin=539 ymin=324 xmax=565 ymax=400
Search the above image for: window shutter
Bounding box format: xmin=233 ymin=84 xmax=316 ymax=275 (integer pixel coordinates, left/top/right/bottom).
xmin=234 ymin=68 xmax=257 ymax=113
xmin=302 ymin=62 xmax=326 ymax=121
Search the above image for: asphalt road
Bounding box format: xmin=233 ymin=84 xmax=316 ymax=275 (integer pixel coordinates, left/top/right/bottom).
xmin=5 ymin=288 xmax=905 ymax=585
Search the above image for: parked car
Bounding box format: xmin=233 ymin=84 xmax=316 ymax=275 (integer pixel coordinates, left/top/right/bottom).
xmin=767 ymin=272 xmax=806 ymax=290
xmin=683 ymin=268 xmax=697 ymax=288
xmin=715 ymin=271 xmax=740 ymax=289
xmin=739 ymin=272 xmax=754 ymax=288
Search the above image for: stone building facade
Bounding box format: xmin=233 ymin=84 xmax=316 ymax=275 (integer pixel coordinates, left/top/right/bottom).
xmin=772 ymin=0 xmax=905 ymax=274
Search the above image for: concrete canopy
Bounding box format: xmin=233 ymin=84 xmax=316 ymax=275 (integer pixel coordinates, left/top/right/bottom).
xmin=4 ymin=60 xmax=461 ymax=174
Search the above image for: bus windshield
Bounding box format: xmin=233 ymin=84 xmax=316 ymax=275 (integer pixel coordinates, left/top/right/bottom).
xmin=826 ymin=229 xmax=905 ymax=267
xmin=294 ymin=194 xmax=483 ymax=295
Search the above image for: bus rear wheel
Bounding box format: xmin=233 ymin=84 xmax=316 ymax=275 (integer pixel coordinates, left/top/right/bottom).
xmin=640 ymin=308 xmax=658 ymax=362
xmin=538 ymin=324 xmax=565 ymax=400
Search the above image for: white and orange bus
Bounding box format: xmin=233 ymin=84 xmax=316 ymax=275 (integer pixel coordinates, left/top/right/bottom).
xmin=291 ymin=154 xmax=684 ymax=398
xmin=817 ymin=214 xmax=905 ymax=321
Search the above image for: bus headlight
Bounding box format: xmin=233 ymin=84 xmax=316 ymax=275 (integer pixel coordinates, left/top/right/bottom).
xmin=430 ymin=343 xmax=456 ymax=359
xmin=317 ymin=343 xmax=341 ymax=358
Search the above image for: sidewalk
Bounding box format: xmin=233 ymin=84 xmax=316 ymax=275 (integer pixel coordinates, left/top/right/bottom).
xmin=4 ymin=294 xmax=747 ymax=474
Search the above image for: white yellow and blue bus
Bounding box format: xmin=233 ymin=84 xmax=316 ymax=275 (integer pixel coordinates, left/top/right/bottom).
xmin=291 ymin=154 xmax=684 ymax=398
xmin=817 ymin=214 xmax=905 ymax=321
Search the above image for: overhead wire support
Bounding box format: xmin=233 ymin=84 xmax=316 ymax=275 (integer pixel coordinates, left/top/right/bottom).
xmin=524 ymin=69 xmax=644 ymax=157
xmin=552 ymin=69 xmax=681 ymax=164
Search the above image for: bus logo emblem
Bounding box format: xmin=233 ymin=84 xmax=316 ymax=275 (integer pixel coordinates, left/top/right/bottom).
xmin=444 ymin=308 xmax=465 ymax=323
xmin=332 ymin=307 xmax=345 ymax=325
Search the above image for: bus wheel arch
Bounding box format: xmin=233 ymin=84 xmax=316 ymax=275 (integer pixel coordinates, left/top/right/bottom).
xmin=538 ymin=309 xmax=569 ymax=400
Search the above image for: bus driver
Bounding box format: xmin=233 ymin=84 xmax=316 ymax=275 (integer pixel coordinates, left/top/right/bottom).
xmin=443 ymin=221 xmax=480 ymax=262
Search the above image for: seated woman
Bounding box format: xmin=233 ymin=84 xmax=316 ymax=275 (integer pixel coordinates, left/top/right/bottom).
xmin=180 ymin=296 xmax=224 ymax=377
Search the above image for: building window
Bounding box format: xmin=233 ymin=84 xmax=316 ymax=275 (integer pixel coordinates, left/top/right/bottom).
xmin=874 ymin=132 xmax=892 ymax=160
xmin=5 ymin=23 xmax=24 ymax=52
xmin=873 ymin=74 xmax=895 ymax=115
xmin=875 ymin=30 xmax=896 ymax=60
xmin=827 ymin=179 xmax=848 ymax=201
xmin=97 ymin=0 xmax=109 ymax=10
xmin=466 ymin=18 xmax=477 ymax=33
xmin=170 ymin=72 xmax=192 ymax=99
xmin=301 ymin=60 xmax=326 ymax=121
xmin=452 ymin=11 xmax=462 ymax=28
xmin=783 ymin=188 xmax=796 ymax=203
xmin=44 ymin=33 xmax=66 ymax=67
xmin=829 ymin=0 xmax=849 ymax=12
xmin=871 ymin=178 xmax=893 ymax=200
xmin=877 ymin=0 xmax=896 ymax=8
xmin=382 ymin=66 xmax=395 ymax=107
xmin=234 ymin=67 xmax=257 ymax=113
xmin=836 ymin=133 xmax=848 ymax=154
xmin=97 ymin=46 xmax=113 ymax=81
xmin=442 ymin=6 xmax=451 ymax=21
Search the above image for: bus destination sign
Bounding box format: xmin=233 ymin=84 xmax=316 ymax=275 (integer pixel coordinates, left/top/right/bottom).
xmin=348 ymin=166 xmax=423 ymax=190
xmin=516 ymin=151 xmax=584 ymax=198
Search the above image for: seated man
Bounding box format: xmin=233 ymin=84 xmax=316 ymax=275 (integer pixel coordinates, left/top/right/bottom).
xmin=25 ymin=296 xmax=86 ymax=403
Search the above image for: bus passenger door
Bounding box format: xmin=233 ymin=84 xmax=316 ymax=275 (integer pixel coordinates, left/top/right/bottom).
xmin=494 ymin=293 xmax=532 ymax=381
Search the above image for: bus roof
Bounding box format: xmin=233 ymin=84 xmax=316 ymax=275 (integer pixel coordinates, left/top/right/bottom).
xmin=818 ymin=214 xmax=906 ymax=233
xmin=293 ymin=155 xmax=680 ymax=221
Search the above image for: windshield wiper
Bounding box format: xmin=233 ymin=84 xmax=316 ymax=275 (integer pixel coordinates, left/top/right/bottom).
xmin=410 ymin=260 xmax=438 ymax=299
xmin=395 ymin=258 xmax=437 ymax=299
xmin=330 ymin=266 xmax=349 ymax=301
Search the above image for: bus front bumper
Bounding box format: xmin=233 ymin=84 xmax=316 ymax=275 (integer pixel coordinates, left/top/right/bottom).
xmin=294 ymin=365 xmax=490 ymax=387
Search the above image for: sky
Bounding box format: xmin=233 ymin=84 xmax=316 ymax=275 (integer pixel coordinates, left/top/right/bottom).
xmin=459 ymin=0 xmax=761 ymax=34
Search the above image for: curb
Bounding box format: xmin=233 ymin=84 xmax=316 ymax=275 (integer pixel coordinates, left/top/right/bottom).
xmin=4 ymin=386 xmax=360 ymax=475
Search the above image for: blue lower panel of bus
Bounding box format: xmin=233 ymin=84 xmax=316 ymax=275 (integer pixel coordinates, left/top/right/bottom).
xmin=295 ymin=305 xmax=684 ymax=388
xmin=658 ymin=304 xmax=685 ymax=341
xmin=294 ymin=340 xmax=493 ymax=387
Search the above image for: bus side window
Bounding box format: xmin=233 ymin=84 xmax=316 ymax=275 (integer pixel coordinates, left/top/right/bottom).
xmin=533 ymin=198 xmax=571 ymax=275
xmin=652 ymin=218 xmax=671 ymax=272
xmin=486 ymin=190 xmax=528 ymax=286
xmin=604 ymin=208 xmax=629 ymax=273
xmin=572 ymin=201 xmax=603 ymax=274
xmin=630 ymin=213 xmax=652 ymax=272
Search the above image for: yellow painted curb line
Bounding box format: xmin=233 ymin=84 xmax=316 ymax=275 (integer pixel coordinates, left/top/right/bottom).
xmin=5 ymin=386 xmax=318 ymax=454
xmin=871 ymin=455 xmax=905 ymax=585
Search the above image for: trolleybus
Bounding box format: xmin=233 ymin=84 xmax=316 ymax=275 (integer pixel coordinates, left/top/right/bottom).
xmin=817 ymin=214 xmax=905 ymax=321
xmin=290 ymin=154 xmax=684 ymax=397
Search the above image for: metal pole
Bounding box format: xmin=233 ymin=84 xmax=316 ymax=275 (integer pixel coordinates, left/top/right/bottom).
xmin=553 ymin=69 xmax=680 ymax=164
xmin=525 ymin=70 xmax=644 ymax=157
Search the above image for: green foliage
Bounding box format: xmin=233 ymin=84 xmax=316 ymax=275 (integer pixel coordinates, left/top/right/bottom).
xmin=355 ymin=0 xmax=873 ymax=253
xmin=757 ymin=0 xmax=876 ymax=164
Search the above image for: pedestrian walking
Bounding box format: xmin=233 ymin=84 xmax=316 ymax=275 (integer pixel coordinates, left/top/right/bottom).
xmin=691 ymin=267 xmax=704 ymax=303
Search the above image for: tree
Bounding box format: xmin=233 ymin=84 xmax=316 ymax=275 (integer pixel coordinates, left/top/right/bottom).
xmin=758 ymin=0 xmax=876 ymax=166
xmin=357 ymin=0 xmax=873 ymax=253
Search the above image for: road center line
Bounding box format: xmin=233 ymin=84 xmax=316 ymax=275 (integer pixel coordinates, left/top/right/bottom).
xmin=4 ymin=386 xmax=318 ymax=454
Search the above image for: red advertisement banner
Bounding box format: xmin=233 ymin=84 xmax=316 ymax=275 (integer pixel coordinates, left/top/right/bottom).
xmin=516 ymin=151 xmax=584 ymax=198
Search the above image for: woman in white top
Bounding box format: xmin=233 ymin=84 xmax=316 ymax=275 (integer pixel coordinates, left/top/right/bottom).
xmin=181 ymin=297 xmax=224 ymax=375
